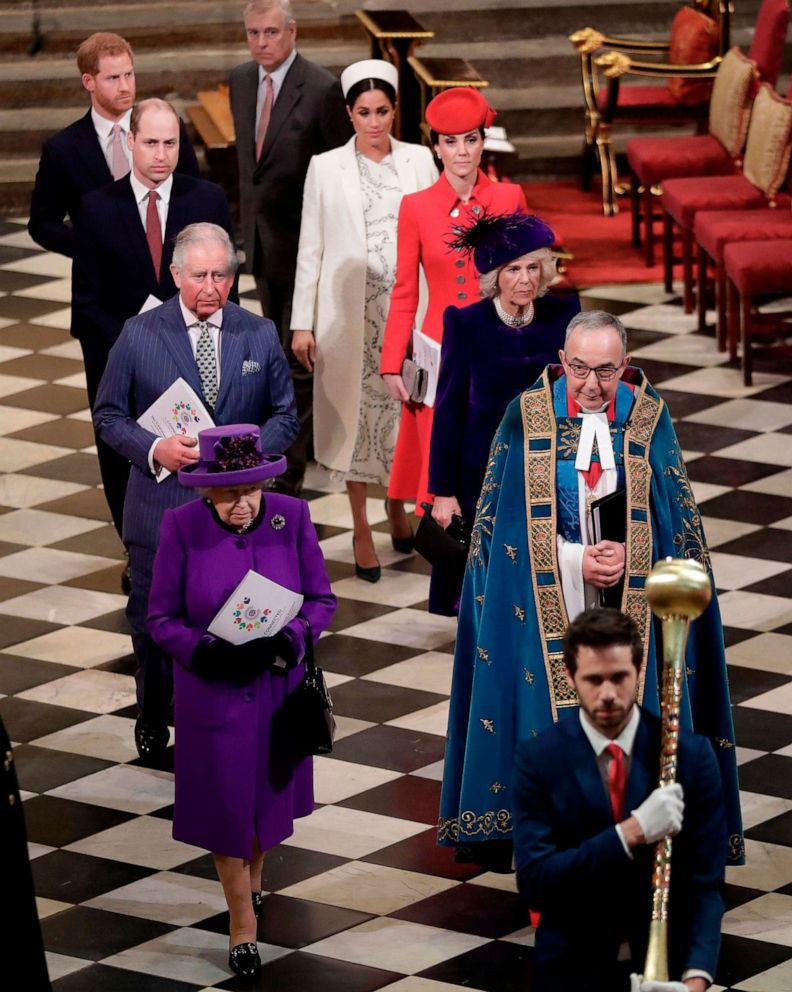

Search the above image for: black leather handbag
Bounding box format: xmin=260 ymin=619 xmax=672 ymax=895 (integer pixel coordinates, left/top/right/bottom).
xmin=290 ymin=625 xmax=335 ymax=756
xmin=414 ymin=502 xmax=471 ymax=568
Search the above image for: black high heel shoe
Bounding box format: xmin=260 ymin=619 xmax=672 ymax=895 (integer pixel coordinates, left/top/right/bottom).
xmin=229 ymin=941 xmax=261 ymax=980
xmin=353 ymin=536 xmax=381 ymax=583
xmin=251 ymin=891 xmax=263 ymax=918
xmin=384 ymin=497 xmax=414 ymax=554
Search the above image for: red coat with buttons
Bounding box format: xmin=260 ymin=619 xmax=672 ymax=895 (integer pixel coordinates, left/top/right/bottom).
xmin=380 ymin=169 xmax=527 ymax=509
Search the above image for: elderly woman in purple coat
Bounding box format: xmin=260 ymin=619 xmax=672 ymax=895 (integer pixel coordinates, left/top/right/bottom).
xmin=148 ymin=424 xmax=335 ymax=982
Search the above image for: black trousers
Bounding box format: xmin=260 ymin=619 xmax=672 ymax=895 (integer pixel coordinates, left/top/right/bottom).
xmin=126 ymin=543 xmax=172 ymax=726
xmin=79 ymin=336 xmax=129 ymax=538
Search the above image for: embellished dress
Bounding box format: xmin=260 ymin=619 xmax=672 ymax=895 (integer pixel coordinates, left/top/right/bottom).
xmin=438 ymin=366 xmax=744 ymax=867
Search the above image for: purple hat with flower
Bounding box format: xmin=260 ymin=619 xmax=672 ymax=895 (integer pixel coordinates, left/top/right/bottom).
xmin=447 ymin=210 xmax=555 ymax=274
xmin=178 ymin=424 xmax=286 ymax=488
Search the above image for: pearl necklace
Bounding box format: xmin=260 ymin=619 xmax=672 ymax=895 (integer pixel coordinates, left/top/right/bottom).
xmin=494 ymin=296 xmax=534 ymax=328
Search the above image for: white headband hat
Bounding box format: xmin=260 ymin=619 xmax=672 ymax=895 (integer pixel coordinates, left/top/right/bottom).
xmin=340 ymin=59 xmax=399 ymax=100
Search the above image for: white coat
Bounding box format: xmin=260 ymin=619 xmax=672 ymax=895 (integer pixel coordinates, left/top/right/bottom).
xmin=291 ymin=134 xmax=437 ymax=473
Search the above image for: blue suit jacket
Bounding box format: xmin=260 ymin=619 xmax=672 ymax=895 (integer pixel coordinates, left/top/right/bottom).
xmin=93 ymin=295 xmax=299 ymax=550
xmin=72 ymin=172 xmax=236 ymax=347
xmin=27 ymin=109 xmax=199 ymax=258
xmin=513 ymin=709 xmax=726 ymax=990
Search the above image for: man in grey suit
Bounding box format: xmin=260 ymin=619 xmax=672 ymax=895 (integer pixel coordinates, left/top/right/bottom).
xmin=94 ymin=223 xmax=299 ymax=763
xmin=230 ymin=0 xmax=351 ymax=494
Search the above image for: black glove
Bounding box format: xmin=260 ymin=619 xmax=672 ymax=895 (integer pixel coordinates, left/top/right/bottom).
xmin=236 ymin=631 xmax=297 ymax=671
xmin=191 ymin=636 xmax=233 ymax=681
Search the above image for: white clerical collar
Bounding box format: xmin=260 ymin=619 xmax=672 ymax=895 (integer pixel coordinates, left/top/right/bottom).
xmin=258 ymin=48 xmax=297 ymax=92
xmin=575 ymin=407 xmax=615 ymax=472
xmin=129 ymin=170 xmax=173 ymax=206
xmin=179 ymin=296 xmax=223 ymax=330
xmin=91 ymin=107 xmax=132 ymax=140
xmin=580 ymin=704 xmax=640 ymax=758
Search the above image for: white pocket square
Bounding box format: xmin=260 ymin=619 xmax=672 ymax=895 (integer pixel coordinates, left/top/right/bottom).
xmin=242 ymin=360 xmax=261 ymax=375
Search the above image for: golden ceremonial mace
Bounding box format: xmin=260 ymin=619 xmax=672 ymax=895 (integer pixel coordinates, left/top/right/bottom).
xmin=641 ymin=556 xmax=712 ymax=983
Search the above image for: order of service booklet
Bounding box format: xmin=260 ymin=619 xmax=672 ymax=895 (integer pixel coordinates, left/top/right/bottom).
xmin=208 ymin=569 xmax=304 ymax=645
xmin=136 ymin=377 xmax=215 ymax=482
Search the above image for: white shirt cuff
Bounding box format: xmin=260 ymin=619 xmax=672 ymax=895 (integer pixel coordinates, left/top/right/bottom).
xmin=614 ymin=823 xmax=633 ymax=859
xmin=682 ymin=969 xmax=713 ymax=986
xmin=148 ymin=438 xmax=164 ymax=477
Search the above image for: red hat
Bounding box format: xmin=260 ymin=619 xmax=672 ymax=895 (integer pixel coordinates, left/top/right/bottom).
xmin=425 ymin=87 xmax=497 ymax=134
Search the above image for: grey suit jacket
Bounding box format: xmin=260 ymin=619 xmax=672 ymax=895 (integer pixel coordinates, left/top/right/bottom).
xmin=93 ymin=295 xmax=299 ymax=551
xmin=229 ymin=53 xmax=351 ymax=281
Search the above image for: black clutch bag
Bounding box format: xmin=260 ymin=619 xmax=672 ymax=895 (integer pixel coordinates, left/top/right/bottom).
xmin=274 ymin=622 xmax=335 ymax=759
xmin=414 ymin=501 xmax=471 ymax=568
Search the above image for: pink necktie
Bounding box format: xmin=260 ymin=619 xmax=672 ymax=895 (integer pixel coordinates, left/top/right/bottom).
xmin=255 ymin=74 xmax=274 ymax=160
xmin=109 ymin=124 xmax=129 ymax=180
xmin=606 ymin=743 xmax=626 ymax=823
xmin=146 ymin=191 xmax=162 ymax=277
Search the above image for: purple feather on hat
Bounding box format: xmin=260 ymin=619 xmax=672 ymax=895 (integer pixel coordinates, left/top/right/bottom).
xmin=446 ymin=210 xmax=555 ymax=274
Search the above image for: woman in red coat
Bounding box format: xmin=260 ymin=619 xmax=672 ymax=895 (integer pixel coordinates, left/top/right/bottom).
xmin=380 ymin=87 xmax=528 ymax=521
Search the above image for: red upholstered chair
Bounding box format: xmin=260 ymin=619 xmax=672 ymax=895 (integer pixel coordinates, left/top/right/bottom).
xmin=570 ymin=2 xmax=730 ymax=216
xmin=661 ymin=84 xmax=792 ymax=315
xmin=723 ymin=239 xmax=792 ymax=384
xmin=626 ymin=0 xmax=790 ymax=266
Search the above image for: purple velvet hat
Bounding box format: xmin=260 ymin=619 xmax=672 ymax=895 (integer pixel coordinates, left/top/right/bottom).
xmin=178 ymin=424 xmax=286 ymax=488
xmin=447 ymin=210 xmax=555 ymax=274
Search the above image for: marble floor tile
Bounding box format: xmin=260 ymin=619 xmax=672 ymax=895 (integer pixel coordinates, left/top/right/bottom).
xmin=619 ymin=303 xmax=699 ymax=334
xmin=47 ymin=764 xmax=173 ymax=814
xmin=31 ymin=714 xmax=139 ymax=763
xmin=723 ymin=892 xmax=792 ymax=945
xmin=332 ymin=571 xmax=430 ymax=609
xmin=580 ymin=283 xmax=678 ymax=305
xmin=686 ymin=399 xmax=792 ymax=433
xmin=280 ymin=861 xmax=459 ymax=916
xmin=333 ymin=715 xmax=377 ymax=742
xmin=411 ymin=760 xmax=445 ymax=782
xmin=387 ymin=702 xmax=449 ymax=737
xmin=0 ymin=437 xmax=71 ymax=472
xmin=101 ymin=927 xmax=290 ymax=986
xmin=0 ymin=228 xmax=40 ymax=251
xmin=741 ymin=791 xmax=792 ymax=830
xmin=308 ymin=493 xmax=388 ymax=529
xmin=67 ymin=407 xmax=93 ymax=422
xmin=774 ymin=515 xmax=792 ymax=532
xmin=237 ymin=274 xmax=256 ymax=293
xmin=54 ymin=370 xmax=88 ymax=390
xmin=37 ymin=895 xmax=74 ymax=919
xmin=0 ymin=547 xmax=119 ymax=583
xmin=0 ymin=373 xmax=44 ymax=399
xmin=467 ymin=874 xmax=519 ymax=894
xmin=718 ymin=592 xmax=792 ymax=632
xmin=717 ymin=433 xmax=792 ymax=469
xmin=631 ymin=333 xmax=731 ymax=367
xmin=45 ymin=951 xmax=92 ymax=981
xmin=378 ymin=978 xmax=473 ymax=992
xmin=0 ymin=471 xmax=85 ymax=506
xmin=744 ymin=469 xmax=792 ymax=498
xmin=710 ymin=553 xmax=790 ymax=591
xmin=320 ymin=529 xmax=408 ymax=566
xmin=701 ymin=517 xmax=761 ymax=549
xmin=690 ymin=481 xmax=731 ymax=505
xmin=734 ymin=959 xmax=792 ymax=991
xmin=657 ymin=367 xmax=790 ymax=399
xmin=86 ymin=871 xmax=226 ymax=926
xmin=0 ymin=406 xmax=61 ymax=438
xmin=1 ymin=253 xmax=71 ymax=277
xmin=66 ymin=815 xmax=203 ymax=870
xmin=9 ymin=627 xmax=132 ymax=668
xmin=0 ymin=343 xmax=34 ymax=365
xmin=313 ymin=757 xmax=403 ymax=805
xmin=239 ymin=297 xmax=263 ymax=317
xmin=363 ymin=652 xmax=454 ymax=697
xmin=15 ymin=277 xmax=72 ymax=302
xmin=40 ymin=339 xmax=83 ymax=360
xmin=737 ymin=747 xmax=767 ymax=766
xmin=30 ymin=306 xmax=71 ymax=329
xmin=28 ymin=841 xmax=56 ymax=860
xmin=306 ymin=917 xmax=487 ymax=974
xmin=741 ymin=682 xmax=792 ymax=716
xmin=0 ymin=584 xmax=127 ymax=625
xmin=726 ymin=840 xmax=792 ymax=892
xmin=0 ymin=506 xmax=104 ymax=546
xmin=282 ymin=805 xmax=426 ymax=859
xmin=341 ymin=609 xmax=458 ymax=651
xmin=18 ymin=668 xmax=136 ymax=713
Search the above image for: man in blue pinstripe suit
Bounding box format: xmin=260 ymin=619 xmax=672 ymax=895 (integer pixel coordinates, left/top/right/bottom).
xmin=94 ymin=222 xmax=299 ymax=762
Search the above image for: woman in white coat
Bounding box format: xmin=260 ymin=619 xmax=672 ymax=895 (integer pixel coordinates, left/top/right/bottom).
xmin=291 ymin=59 xmax=437 ymax=582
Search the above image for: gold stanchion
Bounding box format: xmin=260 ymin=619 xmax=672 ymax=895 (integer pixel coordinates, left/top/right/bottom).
xmin=641 ymin=557 xmax=711 ymax=982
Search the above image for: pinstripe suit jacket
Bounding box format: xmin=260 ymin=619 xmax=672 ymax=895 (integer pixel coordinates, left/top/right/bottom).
xmin=93 ymin=295 xmax=299 ymax=550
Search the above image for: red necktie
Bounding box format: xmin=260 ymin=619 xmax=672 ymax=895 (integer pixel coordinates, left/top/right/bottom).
xmin=146 ymin=190 xmax=162 ymax=278
xmin=606 ymin=743 xmax=626 ymax=823
xmin=255 ymin=74 xmax=273 ymax=160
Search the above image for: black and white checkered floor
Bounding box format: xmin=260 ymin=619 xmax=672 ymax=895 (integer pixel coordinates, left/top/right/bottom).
xmin=1 ymin=217 xmax=792 ymax=991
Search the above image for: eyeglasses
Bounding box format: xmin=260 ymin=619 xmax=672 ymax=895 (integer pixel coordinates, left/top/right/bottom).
xmin=566 ymin=360 xmax=624 ymax=381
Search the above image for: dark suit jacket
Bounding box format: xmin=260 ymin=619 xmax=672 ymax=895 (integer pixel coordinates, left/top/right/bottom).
xmin=28 ymin=110 xmax=200 ymax=258
xmin=513 ymin=709 xmax=726 ymax=991
xmin=93 ymin=295 xmax=299 ymax=551
xmin=71 ymin=173 xmax=235 ymax=347
xmin=229 ymin=54 xmax=351 ymax=281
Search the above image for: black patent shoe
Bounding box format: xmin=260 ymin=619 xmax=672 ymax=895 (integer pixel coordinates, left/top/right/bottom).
xmin=353 ymin=536 xmax=381 ymax=583
xmin=134 ymin=717 xmax=169 ymax=765
xmin=229 ymin=941 xmax=261 ymax=980
xmin=251 ymin=891 xmax=263 ymax=918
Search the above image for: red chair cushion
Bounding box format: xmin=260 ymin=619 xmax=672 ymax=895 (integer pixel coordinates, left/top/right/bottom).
xmin=662 ymin=175 xmax=766 ymax=228
xmin=749 ymin=0 xmax=790 ymax=88
xmin=695 ymin=209 xmax=792 ymax=259
xmin=627 ymin=134 xmax=734 ymax=184
xmin=724 ymin=239 xmax=792 ymax=295
xmin=667 ymin=7 xmax=719 ymax=105
xmin=598 ymin=84 xmax=681 ymax=110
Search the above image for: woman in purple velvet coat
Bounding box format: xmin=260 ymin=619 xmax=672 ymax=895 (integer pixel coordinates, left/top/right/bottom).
xmin=148 ymin=424 xmax=335 ymax=982
xmin=426 ymin=212 xmax=580 ymax=615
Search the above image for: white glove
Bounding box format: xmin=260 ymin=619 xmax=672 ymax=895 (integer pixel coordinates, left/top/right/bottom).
xmin=631 ymin=783 xmax=684 ymax=844
xmin=630 ymin=977 xmax=688 ymax=992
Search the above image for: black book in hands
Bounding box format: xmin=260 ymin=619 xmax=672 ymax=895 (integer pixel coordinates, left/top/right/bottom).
xmin=590 ymin=488 xmax=626 ymax=609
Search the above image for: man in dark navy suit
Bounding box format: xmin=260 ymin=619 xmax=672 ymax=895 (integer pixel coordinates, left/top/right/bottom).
xmin=72 ymin=98 xmax=234 ymax=537
xmin=513 ymin=608 xmax=726 ymax=992
xmin=94 ymin=222 xmax=298 ymax=763
xmin=28 ymin=31 xmax=199 ymax=258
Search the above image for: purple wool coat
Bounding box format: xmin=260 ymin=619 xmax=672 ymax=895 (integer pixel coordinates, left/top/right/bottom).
xmin=148 ymin=493 xmax=336 ymax=859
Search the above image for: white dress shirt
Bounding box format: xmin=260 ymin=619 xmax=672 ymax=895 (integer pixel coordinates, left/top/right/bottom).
xmin=92 ymin=107 xmax=132 ymax=173
xmin=129 ymin=171 xmax=173 ymax=239
xmin=255 ymin=48 xmax=298 ymax=131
